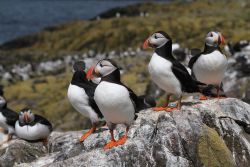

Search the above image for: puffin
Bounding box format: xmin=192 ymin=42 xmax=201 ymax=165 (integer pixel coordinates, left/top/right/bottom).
xmin=143 ymin=31 xmax=206 ymax=111
xmin=188 ymin=31 xmax=227 ymax=99
xmin=0 ymin=86 xmax=19 ymax=144
xmin=67 ymin=61 xmax=103 ymax=142
xmin=15 ymin=108 xmax=52 ymax=143
xmin=93 ymin=59 xmax=153 ymax=149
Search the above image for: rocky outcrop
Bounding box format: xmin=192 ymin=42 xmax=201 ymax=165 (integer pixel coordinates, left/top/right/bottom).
xmin=1 ymin=98 xmax=250 ymax=167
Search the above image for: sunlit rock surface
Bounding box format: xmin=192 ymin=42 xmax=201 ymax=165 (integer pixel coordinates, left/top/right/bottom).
xmin=1 ymin=98 xmax=250 ymax=167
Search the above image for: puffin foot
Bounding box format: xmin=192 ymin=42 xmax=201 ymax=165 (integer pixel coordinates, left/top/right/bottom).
xmin=153 ymin=107 xmax=169 ymax=112
xmin=199 ymin=95 xmax=208 ymax=100
xmin=79 ymin=125 xmax=96 ymax=142
xmin=115 ymin=135 xmax=127 ymax=146
xmin=165 ymin=107 xmax=180 ymax=112
xmin=104 ymin=140 xmax=117 ymax=150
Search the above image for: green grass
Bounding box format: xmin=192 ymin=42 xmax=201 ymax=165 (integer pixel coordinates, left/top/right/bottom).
xmin=0 ymin=0 xmax=249 ymax=65
xmin=1 ymin=0 xmax=250 ymax=131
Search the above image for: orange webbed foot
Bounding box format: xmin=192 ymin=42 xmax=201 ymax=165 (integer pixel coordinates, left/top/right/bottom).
xmin=79 ymin=125 xmax=96 ymax=142
xmin=104 ymin=140 xmax=117 ymax=150
xmin=165 ymin=107 xmax=180 ymax=112
xmin=114 ymin=135 xmax=127 ymax=146
xmin=199 ymin=95 xmax=208 ymax=100
xmin=153 ymin=107 xmax=170 ymax=112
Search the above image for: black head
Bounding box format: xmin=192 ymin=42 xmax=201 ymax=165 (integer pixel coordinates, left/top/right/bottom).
xmin=143 ymin=31 xmax=172 ymax=49
xmin=93 ymin=59 xmax=119 ymax=78
xmin=72 ymin=61 xmax=86 ymax=72
xmin=19 ymin=108 xmax=35 ymax=124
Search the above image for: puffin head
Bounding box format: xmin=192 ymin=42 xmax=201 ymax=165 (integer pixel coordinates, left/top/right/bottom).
xmin=93 ymin=59 xmax=118 ymax=78
xmin=143 ymin=31 xmax=172 ymax=49
xmin=72 ymin=61 xmax=86 ymax=73
xmin=19 ymin=108 xmax=35 ymax=124
xmin=205 ymin=31 xmax=225 ymax=47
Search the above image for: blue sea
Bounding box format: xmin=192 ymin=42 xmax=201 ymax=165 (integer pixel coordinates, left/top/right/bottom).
xmin=0 ymin=0 xmax=167 ymax=44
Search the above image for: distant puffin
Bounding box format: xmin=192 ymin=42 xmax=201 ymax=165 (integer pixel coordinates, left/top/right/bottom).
xmin=0 ymin=86 xmax=19 ymax=144
xmin=15 ymin=108 xmax=52 ymax=142
xmin=188 ymin=31 xmax=227 ymax=99
xmin=143 ymin=31 xmax=206 ymax=111
xmin=67 ymin=61 xmax=103 ymax=142
xmin=93 ymin=59 xmax=152 ymax=149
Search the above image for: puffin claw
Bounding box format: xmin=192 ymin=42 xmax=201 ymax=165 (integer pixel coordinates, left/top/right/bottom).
xmin=153 ymin=107 xmax=169 ymax=112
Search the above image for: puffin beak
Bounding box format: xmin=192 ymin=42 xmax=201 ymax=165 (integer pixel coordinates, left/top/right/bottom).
xmin=143 ymin=39 xmax=149 ymax=49
xmin=86 ymin=65 xmax=95 ymax=80
xmin=93 ymin=68 xmax=101 ymax=77
xmin=23 ymin=112 xmax=30 ymax=123
xmin=219 ymin=33 xmax=225 ymax=45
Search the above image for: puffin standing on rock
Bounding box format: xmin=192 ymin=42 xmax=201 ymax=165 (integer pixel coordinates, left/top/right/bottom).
xmin=67 ymin=61 xmax=103 ymax=142
xmin=0 ymin=86 xmax=19 ymax=144
xmin=15 ymin=108 xmax=52 ymax=143
xmin=92 ymin=59 xmax=155 ymax=149
xmin=188 ymin=31 xmax=227 ymax=99
xmin=143 ymin=31 xmax=207 ymax=111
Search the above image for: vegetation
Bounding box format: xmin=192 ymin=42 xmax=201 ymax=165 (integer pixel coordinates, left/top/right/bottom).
xmin=0 ymin=0 xmax=249 ymax=130
xmin=0 ymin=0 xmax=249 ymax=65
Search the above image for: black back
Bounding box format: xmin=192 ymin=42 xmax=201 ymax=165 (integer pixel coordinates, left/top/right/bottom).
xmin=71 ymin=70 xmax=103 ymax=119
xmin=155 ymin=36 xmax=205 ymax=93
xmin=1 ymin=107 xmax=19 ymax=127
xmin=0 ymin=87 xmax=19 ymax=127
xmin=34 ymin=114 xmax=53 ymax=131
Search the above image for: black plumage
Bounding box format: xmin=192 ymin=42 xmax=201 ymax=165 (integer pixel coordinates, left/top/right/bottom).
xmin=155 ymin=37 xmax=205 ymax=94
xmin=70 ymin=68 xmax=103 ymax=119
xmin=0 ymin=87 xmax=18 ymax=128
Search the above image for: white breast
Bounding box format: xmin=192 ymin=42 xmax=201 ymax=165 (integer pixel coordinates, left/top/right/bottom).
xmin=0 ymin=112 xmax=8 ymax=129
xmin=94 ymin=82 xmax=135 ymax=125
xmin=15 ymin=122 xmax=51 ymax=141
xmin=67 ymin=84 xmax=99 ymax=123
xmin=148 ymin=53 xmax=182 ymax=96
xmin=192 ymin=50 xmax=227 ymax=85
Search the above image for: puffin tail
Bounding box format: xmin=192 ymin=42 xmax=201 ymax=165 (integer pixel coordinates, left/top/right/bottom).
xmin=201 ymin=84 xmax=227 ymax=97
xmin=136 ymin=95 xmax=156 ymax=112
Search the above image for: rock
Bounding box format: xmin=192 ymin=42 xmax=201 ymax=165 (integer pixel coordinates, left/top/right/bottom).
xmin=1 ymin=98 xmax=250 ymax=167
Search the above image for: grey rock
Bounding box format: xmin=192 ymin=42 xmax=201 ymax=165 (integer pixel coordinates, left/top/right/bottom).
xmin=1 ymin=98 xmax=250 ymax=167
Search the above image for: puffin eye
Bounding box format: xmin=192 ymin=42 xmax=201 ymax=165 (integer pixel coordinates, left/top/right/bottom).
xmin=210 ymin=33 xmax=213 ymax=37
xmin=154 ymin=35 xmax=158 ymax=39
xmin=100 ymin=63 xmax=103 ymax=67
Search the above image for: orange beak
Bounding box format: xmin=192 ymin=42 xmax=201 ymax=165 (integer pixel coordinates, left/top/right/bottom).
xmin=86 ymin=65 xmax=95 ymax=80
xmin=23 ymin=112 xmax=30 ymax=123
xmin=143 ymin=39 xmax=149 ymax=49
xmin=219 ymin=33 xmax=225 ymax=45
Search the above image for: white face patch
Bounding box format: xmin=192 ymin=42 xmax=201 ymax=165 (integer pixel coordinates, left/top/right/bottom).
xmin=205 ymin=31 xmax=220 ymax=46
xmin=149 ymin=33 xmax=169 ymax=48
xmin=95 ymin=60 xmax=117 ymax=77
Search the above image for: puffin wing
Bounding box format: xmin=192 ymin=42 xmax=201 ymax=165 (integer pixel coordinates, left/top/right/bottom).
xmin=188 ymin=51 xmax=202 ymax=69
xmin=171 ymin=61 xmax=200 ymax=93
xmin=88 ymin=96 xmax=103 ymax=119
xmin=34 ymin=114 xmax=53 ymax=132
xmin=2 ymin=108 xmax=19 ymax=127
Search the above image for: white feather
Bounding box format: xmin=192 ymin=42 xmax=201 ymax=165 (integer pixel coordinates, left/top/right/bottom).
xmin=94 ymin=81 xmax=135 ymax=125
xmin=148 ymin=53 xmax=182 ymax=96
xmin=15 ymin=122 xmax=50 ymax=140
xmin=0 ymin=112 xmax=15 ymax=134
xmin=67 ymin=84 xmax=99 ymax=123
xmin=192 ymin=50 xmax=227 ymax=85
